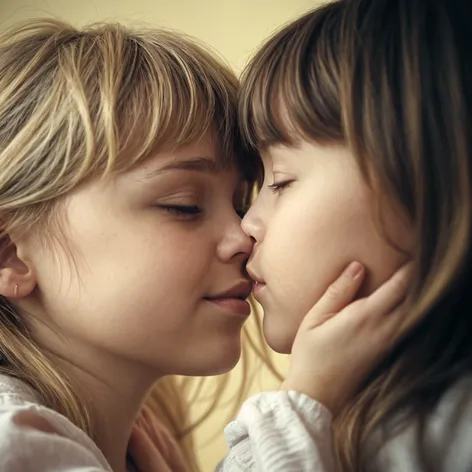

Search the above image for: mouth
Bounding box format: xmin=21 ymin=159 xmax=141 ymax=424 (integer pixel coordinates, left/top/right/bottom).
xmin=252 ymin=281 xmax=266 ymax=299
xmin=204 ymin=280 xmax=253 ymax=317
xmin=246 ymin=266 xmax=266 ymax=285
xmin=246 ymin=266 xmax=266 ymax=299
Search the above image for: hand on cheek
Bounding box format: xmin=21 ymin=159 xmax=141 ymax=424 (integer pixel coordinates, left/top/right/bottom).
xmin=282 ymin=261 xmax=411 ymax=415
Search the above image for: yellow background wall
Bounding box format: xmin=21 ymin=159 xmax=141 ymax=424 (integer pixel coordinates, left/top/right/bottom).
xmin=0 ymin=0 xmax=322 ymax=469
xmin=0 ymin=0 xmax=320 ymax=72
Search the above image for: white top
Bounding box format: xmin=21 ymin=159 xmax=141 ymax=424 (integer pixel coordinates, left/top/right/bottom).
xmin=0 ymin=375 xmax=111 ymax=471
xmin=219 ymin=376 xmax=472 ymax=472
xmin=0 ymin=374 xmax=471 ymax=471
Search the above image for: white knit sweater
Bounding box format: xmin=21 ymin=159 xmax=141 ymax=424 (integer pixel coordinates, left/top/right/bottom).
xmin=1 ymin=374 xmax=472 ymax=471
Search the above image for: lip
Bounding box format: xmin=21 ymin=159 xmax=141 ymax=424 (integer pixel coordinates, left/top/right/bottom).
xmin=246 ymin=265 xmax=265 ymax=285
xmin=207 ymin=280 xmax=253 ymax=299
xmin=252 ymin=281 xmax=267 ymax=300
xmin=246 ymin=265 xmax=267 ymax=301
xmin=204 ymin=280 xmax=253 ymax=317
xmin=205 ymin=298 xmax=251 ymax=316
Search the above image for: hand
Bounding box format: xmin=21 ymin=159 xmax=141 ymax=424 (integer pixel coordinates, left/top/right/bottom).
xmin=281 ymin=262 xmax=410 ymax=415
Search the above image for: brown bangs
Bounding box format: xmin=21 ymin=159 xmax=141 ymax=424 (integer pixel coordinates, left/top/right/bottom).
xmin=238 ymin=2 xmax=345 ymax=152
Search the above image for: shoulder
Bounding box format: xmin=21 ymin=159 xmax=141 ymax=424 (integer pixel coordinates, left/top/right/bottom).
xmin=0 ymin=375 xmax=110 ymax=471
xmin=373 ymin=376 xmax=472 ymax=472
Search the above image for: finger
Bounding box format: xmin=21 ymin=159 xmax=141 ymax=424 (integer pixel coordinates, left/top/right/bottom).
xmin=367 ymin=301 xmax=408 ymax=352
xmin=302 ymin=261 xmax=365 ymax=328
xmin=364 ymin=263 xmax=411 ymax=317
xmin=380 ymin=301 xmax=408 ymax=335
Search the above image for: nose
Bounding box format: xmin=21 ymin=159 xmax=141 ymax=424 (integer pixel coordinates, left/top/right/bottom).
xmin=217 ymin=213 xmax=254 ymax=263
xmin=241 ymin=197 xmax=265 ymax=243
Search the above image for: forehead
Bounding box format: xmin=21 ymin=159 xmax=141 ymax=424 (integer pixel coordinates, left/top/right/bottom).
xmin=131 ymin=145 xmax=247 ymax=190
xmin=261 ymin=142 xmax=300 ymax=162
xmin=135 ymin=134 xmax=223 ymax=174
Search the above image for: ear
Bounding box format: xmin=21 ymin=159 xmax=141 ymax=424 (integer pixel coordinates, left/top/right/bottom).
xmin=0 ymin=235 xmax=36 ymax=299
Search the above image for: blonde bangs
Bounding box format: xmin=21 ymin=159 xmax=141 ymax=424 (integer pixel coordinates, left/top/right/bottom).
xmin=105 ymin=27 xmax=243 ymax=171
xmin=0 ymin=19 xmax=251 ymax=213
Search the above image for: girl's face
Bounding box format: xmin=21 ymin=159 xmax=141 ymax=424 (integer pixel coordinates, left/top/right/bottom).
xmin=242 ymin=140 xmax=411 ymax=353
xmin=22 ymin=134 xmax=253 ymax=379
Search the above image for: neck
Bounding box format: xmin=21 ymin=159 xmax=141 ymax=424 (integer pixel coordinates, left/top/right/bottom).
xmin=22 ymin=304 xmax=166 ymax=472
xmin=86 ymin=372 xmax=154 ymax=472
xmin=50 ymin=344 xmax=161 ymax=472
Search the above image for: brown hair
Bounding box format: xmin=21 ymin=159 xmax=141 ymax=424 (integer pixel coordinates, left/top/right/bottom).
xmin=0 ymin=18 xmax=267 ymax=471
xmin=239 ymin=0 xmax=472 ymax=470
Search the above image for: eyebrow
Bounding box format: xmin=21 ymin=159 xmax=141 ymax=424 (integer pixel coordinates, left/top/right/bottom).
xmin=145 ymin=156 xmax=220 ymax=179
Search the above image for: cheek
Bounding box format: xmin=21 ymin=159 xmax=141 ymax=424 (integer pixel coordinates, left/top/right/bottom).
xmin=83 ymin=229 xmax=208 ymax=307
xmin=259 ymin=179 xmax=408 ymax=351
xmin=263 ymin=180 xmax=366 ymax=296
xmin=358 ymin=202 xmax=412 ymax=296
xmin=35 ymin=228 xmax=218 ymax=374
xmin=38 ymin=214 xmax=212 ymax=340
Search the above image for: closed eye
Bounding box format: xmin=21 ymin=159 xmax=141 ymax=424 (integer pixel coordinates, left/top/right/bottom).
xmin=159 ymin=205 xmax=203 ymax=218
xmin=267 ymin=180 xmax=294 ymax=194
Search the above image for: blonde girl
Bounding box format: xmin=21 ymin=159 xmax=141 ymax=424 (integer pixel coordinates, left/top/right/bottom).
xmin=0 ymin=17 xmax=262 ymax=472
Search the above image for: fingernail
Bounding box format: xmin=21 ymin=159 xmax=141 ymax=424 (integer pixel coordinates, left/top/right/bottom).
xmin=344 ymin=261 xmax=363 ymax=279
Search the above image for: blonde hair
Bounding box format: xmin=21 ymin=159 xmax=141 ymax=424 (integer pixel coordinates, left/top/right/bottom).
xmin=239 ymin=0 xmax=472 ymax=470
xmin=0 ymin=18 xmax=274 ymax=471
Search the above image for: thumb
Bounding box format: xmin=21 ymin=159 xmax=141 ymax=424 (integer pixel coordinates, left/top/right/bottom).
xmin=301 ymin=262 xmax=365 ymax=329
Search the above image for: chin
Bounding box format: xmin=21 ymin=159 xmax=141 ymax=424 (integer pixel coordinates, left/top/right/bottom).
xmin=178 ymin=341 xmax=242 ymax=377
xmin=263 ymin=317 xmax=296 ymax=354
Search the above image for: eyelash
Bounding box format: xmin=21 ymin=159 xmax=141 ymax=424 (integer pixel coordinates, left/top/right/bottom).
xmin=160 ymin=205 xmax=247 ymax=220
xmin=268 ymin=180 xmax=293 ymax=194
xmin=161 ymin=205 xmax=203 ymax=218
